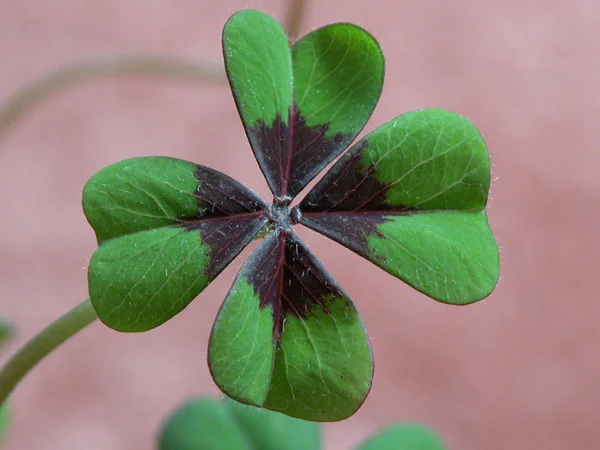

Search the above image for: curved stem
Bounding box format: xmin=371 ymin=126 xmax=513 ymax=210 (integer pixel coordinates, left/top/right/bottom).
xmin=285 ymin=0 xmax=308 ymax=40
xmin=0 ymin=299 xmax=97 ymax=406
xmin=0 ymin=55 xmax=225 ymax=141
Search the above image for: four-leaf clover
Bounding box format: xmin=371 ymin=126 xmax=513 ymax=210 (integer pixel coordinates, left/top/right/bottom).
xmin=82 ymin=9 xmax=499 ymax=421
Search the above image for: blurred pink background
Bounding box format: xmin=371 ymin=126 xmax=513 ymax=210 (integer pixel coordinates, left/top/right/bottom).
xmin=0 ymin=1 xmax=598 ymax=449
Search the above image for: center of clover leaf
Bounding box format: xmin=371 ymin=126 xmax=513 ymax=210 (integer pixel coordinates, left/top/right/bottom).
xmin=267 ymin=203 xmax=294 ymax=228
xmin=81 ymin=9 xmax=500 ymax=423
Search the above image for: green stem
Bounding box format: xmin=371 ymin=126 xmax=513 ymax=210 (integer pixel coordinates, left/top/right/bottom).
xmin=0 ymin=299 xmax=97 ymax=406
xmin=0 ymin=55 xmax=225 ymax=142
xmin=285 ymin=0 xmax=307 ymax=40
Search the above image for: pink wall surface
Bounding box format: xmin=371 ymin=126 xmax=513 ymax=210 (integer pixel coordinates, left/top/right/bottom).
xmin=0 ymin=1 xmax=598 ymax=449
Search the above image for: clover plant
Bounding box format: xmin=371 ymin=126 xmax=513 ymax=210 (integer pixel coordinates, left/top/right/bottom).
xmin=0 ymin=7 xmax=499 ymax=446
xmin=80 ymin=9 xmax=499 ymax=422
xmin=159 ymin=396 xmax=446 ymax=450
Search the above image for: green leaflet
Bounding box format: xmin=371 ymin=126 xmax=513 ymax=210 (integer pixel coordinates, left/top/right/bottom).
xmin=299 ymin=210 xmax=499 ymax=305
xmin=263 ymin=296 xmax=372 ymax=421
xmin=83 ymin=157 xmax=199 ymax=244
xmin=210 ymin=281 xmax=373 ymax=421
xmin=88 ymin=228 xmax=210 ymax=332
xmin=208 ymin=278 xmax=274 ymax=404
xmin=293 ymin=23 xmax=384 ymax=138
xmin=158 ymin=397 xmax=321 ymax=450
xmin=224 ymin=9 xmax=293 ymax=129
xmin=360 ymin=108 xmax=490 ymax=210
xmin=300 ymin=108 xmax=491 ymax=213
xmin=368 ymin=211 xmax=499 ymax=303
xmin=283 ymin=22 xmax=384 ymax=197
xmin=356 ymin=423 xmax=446 ymax=450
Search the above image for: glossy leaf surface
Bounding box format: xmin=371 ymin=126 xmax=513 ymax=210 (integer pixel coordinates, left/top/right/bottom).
xmin=84 ymin=156 xmax=268 ymax=331
xmin=158 ymin=396 xmax=320 ymax=450
xmin=224 ymin=10 xmax=384 ymax=200
xmin=299 ymin=108 xmax=499 ymax=304
xmin=209 ymin=230 xmax=372 ymax=421
xmin=356 ymin=424 xmax=446 ymax=450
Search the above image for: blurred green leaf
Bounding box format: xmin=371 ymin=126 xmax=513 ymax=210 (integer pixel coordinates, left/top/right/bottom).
xmin=223 ymin=397 xmax=321 ymax=450
xmin=159 ymin=398 xmax=249 ymax=450
xmin=158 ymin=396 xmax=449 ymax=450
xmin=0 ymin=319 xmax=13 ymax=348
xmin=158 ymin=396 xmax=320 ymax=450
xmin=355 ymin=423 xmax=446 ymax=450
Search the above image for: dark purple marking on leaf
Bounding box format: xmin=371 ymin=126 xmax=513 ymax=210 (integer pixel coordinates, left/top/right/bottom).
xmin=242 ymin=229 xmax=349 ymax=341
xmin=185 ymin=213 xmax=268 ymax=279
xmin=176 ymin=166 xmax=269 ymax=279
xmin=298 ymin=212 xmax=393 ymax=264
xmin=289 ymin=110 xmax=349 ymax=198
xmin=192 ymin=165 xmax=268 ymax=218
xmin=299 ymin=141 xmax=412 ymax=213
xmin=247 ymin=105 xmax=349 ymax=203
